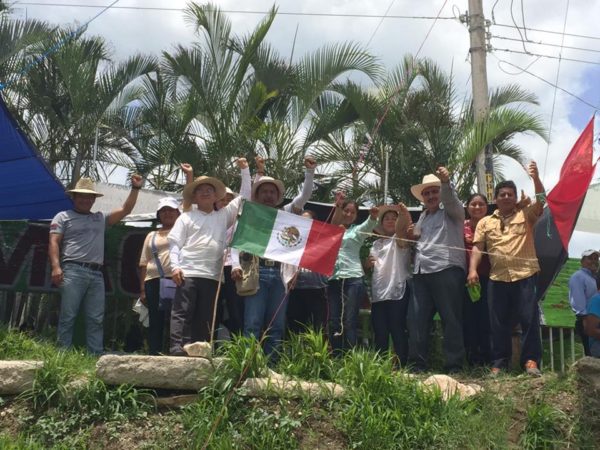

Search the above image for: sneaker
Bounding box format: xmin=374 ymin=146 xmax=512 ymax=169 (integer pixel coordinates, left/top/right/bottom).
xmin=524 ymin=360 xmax=542 ymax=377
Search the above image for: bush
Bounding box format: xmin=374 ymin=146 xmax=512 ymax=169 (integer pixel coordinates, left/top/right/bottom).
xmin=520 ymin=402 xmax=568 ymax=450
xmin=277 ymin=329 xmax=334 ymax=381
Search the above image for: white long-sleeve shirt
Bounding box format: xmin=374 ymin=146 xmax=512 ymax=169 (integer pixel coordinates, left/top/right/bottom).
xmin=168 ymin=168 xmax=251 ymax=280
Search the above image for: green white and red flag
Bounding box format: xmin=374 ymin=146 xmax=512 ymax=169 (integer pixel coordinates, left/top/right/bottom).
xmin=231 ymin=201 xmax=344 ymax=276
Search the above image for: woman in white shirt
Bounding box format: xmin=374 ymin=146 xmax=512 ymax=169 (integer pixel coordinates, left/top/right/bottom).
xmin=366 ymin=204 xmax=412 ymax=366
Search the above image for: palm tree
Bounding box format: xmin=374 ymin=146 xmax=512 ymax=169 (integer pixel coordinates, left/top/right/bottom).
xmin=10 ymin=28 xmax=156 ymax=185
xmin=160 ymin=2 xmax=381 ymax=195
xmin=314 ymin=56 xmax=547 ymax=205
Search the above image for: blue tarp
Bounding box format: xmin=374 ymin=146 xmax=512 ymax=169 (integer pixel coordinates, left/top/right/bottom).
xmin=0 ymin=95 xmax=72 ymax=220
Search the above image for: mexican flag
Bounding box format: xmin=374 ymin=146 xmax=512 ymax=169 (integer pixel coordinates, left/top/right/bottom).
xmin=231 ymin=201 xmax=344 ymax=276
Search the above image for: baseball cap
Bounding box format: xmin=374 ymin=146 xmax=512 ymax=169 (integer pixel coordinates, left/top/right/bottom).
xmin=156 ymin=197 xmax=180 ymax=213
xmin=581 ymin=249 xmax=599 ymax=258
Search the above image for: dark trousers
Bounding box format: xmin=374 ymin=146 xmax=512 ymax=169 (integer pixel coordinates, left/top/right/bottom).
xmin=287 ymin=287 xmax=327 ymax=334
xmin=371 ymin=288 xmax=410 ymax=366
xmin=223 ymin=266 xmax=245 ymax=335
xmin=463 ymin=276 xmax=491 ymax=366
xmin=575 ymin=316 xmax=591 ymax=356
xmin=488 ymin=275 xmax=541 ymax=369
xmin=327 ymin=278 xmax=365 ymax=356
xmin=409 ymin=267 xmax=466 ymax=371
xmin=170 ymin=277 xmax=218 ymax=354
xmin=144 ymin=278 xmax=169 ymax=355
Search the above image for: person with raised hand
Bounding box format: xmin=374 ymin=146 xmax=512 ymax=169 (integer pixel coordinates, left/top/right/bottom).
xmin=328 ymin=192 xmax=379 ymax=356
xmin=167 ymin=158 xmax=250 ymax=356
xmin=366 ymin=203 xmax=412 ymax=366
xmin=468 ymin=161 xmax=546 ymax=377
xmin=408 ymin=166 xmax=466 ymax=373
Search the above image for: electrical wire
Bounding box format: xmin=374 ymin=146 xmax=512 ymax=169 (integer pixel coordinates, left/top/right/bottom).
xmin=495 ymin=22 xmax=600 ymax=42
xmin=543 ymin=0 xmax=570 ymax=179
xmin=16 ymin=2 xmax=456 ymax=20
xmin=510 ymin=0 xmax=528 ymax=53
xmin=366 ymin=0 xmax=396 ymax=47
xmin=492 ymin=54 xmax=599 ymax=111
xmin=491 ymin=35 xmax=600 ymax=54
xmin=493 ymin=47 xmax=600 ymax=67
xmin=0 ymin=0 xmax=120 ymax=91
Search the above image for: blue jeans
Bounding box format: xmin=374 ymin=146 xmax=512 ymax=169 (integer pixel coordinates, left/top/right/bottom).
xmin=243 ymin=267 xmax=288 ymax=358
xmin=327 ymin=278 xmax=365 ymax=356
xmin=57 ymin=262 xmax=105 ymax=355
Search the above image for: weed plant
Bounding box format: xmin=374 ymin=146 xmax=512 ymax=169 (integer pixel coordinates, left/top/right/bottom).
xmin=519 ymin=401 xmax=568 ymax=449
xmin=277 ymin=329 xmax=334 ymax=381
xmin=214 ymin=334 xmax=268 ymax=392
xmin=335 ymin=349 xmax=509 ymax=449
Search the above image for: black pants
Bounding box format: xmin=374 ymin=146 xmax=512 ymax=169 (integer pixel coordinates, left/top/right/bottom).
xmin=463 ymin=276 xmax=491 ymax=366
xmin=144 ymin=277 xmax=169 ymax=355
xmin=222 ymin=266 xmax=245 ymax=335
xmin=575 ymin=316 xmax=591 ymax=356
xmin=488 ymin=275 xmax=541 ymax=369
xmin=170 ymin=277 xmax=218 ymax=354
xmin=287 ymin=287 xmax=327 ymax=334
xmin=409 ymin=267 xmax=466 ymax=371
xmin=371 ymin=288 xmax=410 ymax=367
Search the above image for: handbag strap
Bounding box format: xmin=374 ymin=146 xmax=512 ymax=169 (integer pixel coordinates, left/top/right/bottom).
xmin=151 ymin=231 xmax=166 ymax=278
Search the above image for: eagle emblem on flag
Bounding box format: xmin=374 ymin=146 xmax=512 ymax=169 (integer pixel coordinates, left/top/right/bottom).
xmin=277 ymin=226 xmax=302 ymax=248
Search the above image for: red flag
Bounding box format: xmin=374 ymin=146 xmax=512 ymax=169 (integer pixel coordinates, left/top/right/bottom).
xmin=546 ymin=116 xmax=597 ymax=249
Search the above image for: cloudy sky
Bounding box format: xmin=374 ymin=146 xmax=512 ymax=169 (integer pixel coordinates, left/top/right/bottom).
xmin=10 ymin=0 xmax=600 ymax=254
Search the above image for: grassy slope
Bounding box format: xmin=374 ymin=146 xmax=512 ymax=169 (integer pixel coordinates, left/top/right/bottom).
xmin=542 ymin=259 xmax=580 ymax=328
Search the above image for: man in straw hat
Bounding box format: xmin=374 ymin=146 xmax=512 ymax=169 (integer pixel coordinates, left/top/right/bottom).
xmin=49 ymin=174 xmax=144 ymax=355
xmin=167 ymin=158 xmax=251 ymax=356
xmin=407 ymin=166 xmax=466 ymax=373
xmin=231 ymin=156 xmax=317 ymax=359
xmin=468 ymin=161 xmax=546 ymax=377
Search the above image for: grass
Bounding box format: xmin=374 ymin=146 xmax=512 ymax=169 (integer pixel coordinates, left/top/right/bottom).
xmin=542 ymin=258 xmax=580 ymax=328
xmin=0 ymin=328 xmax=588 ymax=449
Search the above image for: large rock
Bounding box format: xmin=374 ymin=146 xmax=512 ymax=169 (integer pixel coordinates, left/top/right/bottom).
xmin=96 ymin=355 xmax=218 ymax=390
xmin=422 ymin=374 xmax=483 ymax=401
xmin=573 ymin=356 xmax=600 ymax=391
xmin=240 ymin=370 xmax=345 ymax=399
xmin=183 ymin=341 xmax=212 ymax=358
xmin=0 ymin=360 xmax=44 ymax=395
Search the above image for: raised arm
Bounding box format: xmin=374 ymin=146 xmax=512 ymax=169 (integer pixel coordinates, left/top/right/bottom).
xmin=527 ymin=161 xmax=546 ymax=218
xmin=331 ymin=191 xmax=346 ymax=226
xmin=436 ymin=166 xmax=465 ymax=222
xmin=107 ymin=174 xmax=143 ymax=226
xmin=238 ymin=157 xmax=252 ymax=200
xmin=288 ymin=156 xmax=316 ymax=214
xmin=395 ymin=203 xmax=412 ymax=248
xmin=181 ymin=163 xmax=194 ymax=184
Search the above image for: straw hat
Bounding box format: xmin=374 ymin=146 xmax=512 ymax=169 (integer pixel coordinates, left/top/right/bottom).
xmin=410 ymin=174 xmax=441 ymax=203
xmin=182 ymin=176 xmax=226 ymax=203
xmin=252 ymin=176 xmax=285 ymax=205
xmin=67 ymin=177 xmax=103 ymax=197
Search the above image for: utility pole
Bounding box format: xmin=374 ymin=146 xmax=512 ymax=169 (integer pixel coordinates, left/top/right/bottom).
xmin=466 ymin=0 xmax=494 ymax=199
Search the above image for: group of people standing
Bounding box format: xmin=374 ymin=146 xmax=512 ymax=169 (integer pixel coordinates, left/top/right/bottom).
xmin=49 ymin=156 xmax=551 ymax=376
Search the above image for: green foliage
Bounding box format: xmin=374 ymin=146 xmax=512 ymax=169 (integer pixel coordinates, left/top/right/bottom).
xmin=214 ymin=334 xmax=268 ymax=392
xmin=0 ymin=433 xmax=45 ymax=449
xmin=519 ymin=402 xmax=568 ymax=450
xmin=182 ymin=391 xmax=301 ymax=449
xmin=277 ymin=329 xmax=334 ymax=381
xmin=335 ymin=349 xmax=508 ymax=449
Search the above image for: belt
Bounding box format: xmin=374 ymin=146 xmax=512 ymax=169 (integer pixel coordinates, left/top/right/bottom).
xmin=259 ymin=258 xmax=280 ymax=268
xmin=64 ymin=260 xmax=103 ymax=271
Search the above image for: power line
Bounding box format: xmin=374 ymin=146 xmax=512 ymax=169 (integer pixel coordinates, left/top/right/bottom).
xmin=495 ymin=22 xmax=600 ymax=42
xmin=366 ymin=0 xmax=396 ymax=48
xmin=543 ymin=0 xmax=570 ymax=180
xmin=493 ymin=47 xmax=600 ymax=67
xmin=0 ymin=0 xmax=120 ymax=91
xmin=492 ymin=54 xmax=599 ymax=111
xmin=492 ymin=35 xmax=600 ymax=55
xmin=16 ymin=2 xmax=457 ymax=20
